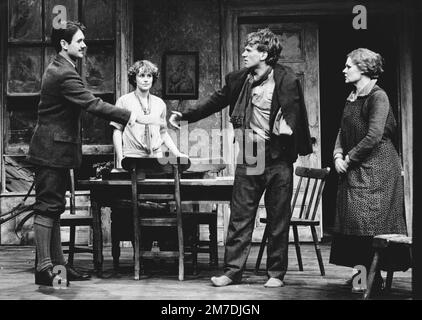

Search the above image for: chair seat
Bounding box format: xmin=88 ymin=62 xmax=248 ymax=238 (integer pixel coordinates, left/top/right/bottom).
xmin=364 ymin=233 xmax=413 ymax=299
xmin=259 ymin=217 xmax=320 ymax=226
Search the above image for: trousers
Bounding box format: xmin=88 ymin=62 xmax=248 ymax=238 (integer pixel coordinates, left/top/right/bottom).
xmin=224 ymin=141 xmax=293 ymax=281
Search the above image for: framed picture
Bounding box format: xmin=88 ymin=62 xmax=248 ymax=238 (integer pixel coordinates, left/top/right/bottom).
xmin=162 ymin=51 xmax=199 ymax=100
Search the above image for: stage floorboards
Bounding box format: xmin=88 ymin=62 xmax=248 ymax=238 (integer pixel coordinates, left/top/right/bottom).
xmin=0 ymin=243 xmax=412 ymax=300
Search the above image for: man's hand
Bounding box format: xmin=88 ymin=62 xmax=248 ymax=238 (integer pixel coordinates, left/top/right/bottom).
xmin=335 ymin=158 xmax=348 ymax=174
xmin=169 ymin=111 xmax=183 ymax=129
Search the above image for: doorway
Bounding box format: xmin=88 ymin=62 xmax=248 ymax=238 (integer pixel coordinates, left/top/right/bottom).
xmin=237 ymin=20 xmax=321 ymax=242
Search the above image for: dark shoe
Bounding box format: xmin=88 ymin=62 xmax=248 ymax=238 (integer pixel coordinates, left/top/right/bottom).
xmin=65 ymin=264 xmax=91 ymax=281
xmin=35 ymin=267 xmax=56 ymax=286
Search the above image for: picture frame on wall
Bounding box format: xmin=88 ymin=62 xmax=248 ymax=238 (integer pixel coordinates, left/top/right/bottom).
xmin=162 ymin=51 xmax=199 ymax=100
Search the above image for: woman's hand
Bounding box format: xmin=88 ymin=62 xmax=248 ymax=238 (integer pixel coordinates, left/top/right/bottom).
xmin=335 ymin=158 xmax=349 ymax=174
xmin=175 ymin=151 xmax=189 ymax=159
xmin=115 ymin=155 xmax=123 ymax=169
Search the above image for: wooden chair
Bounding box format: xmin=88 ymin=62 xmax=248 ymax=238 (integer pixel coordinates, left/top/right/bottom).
xmin=364 ymin=234 xmax=412 ymax=299
xmin=183 ymin=204 xmax=219 ymax=267
xmin=254 ymin=166 xmax=330 ymax=276
xmin=61 ymin=169 xmax=94 ymax=266
xmin=121 ymin=157 xmax=192 ymax=280
xmin=182 ymin=162 xmax=226 ymax=267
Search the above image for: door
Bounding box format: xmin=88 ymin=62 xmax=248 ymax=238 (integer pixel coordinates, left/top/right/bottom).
xmin=238 ymin=22 xmax=321 ymax=242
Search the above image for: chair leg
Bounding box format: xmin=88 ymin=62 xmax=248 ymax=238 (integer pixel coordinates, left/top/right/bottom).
xmin=68 ymin=225 xmax=76 ymax=266
xmin=191 ymin=222 xmax=199 ymax=276
xmin=112 ymin=238 xmax=121 ymax=271
xmin=310 ymin=225 xmax=325 ymax=276
xmin=364 ymin=250 xmax=381 ymax=300
xmin=385 ymin=271 xmax=394 ymax=292
xmin=209 ymin=218 xmax=218 ymax=267
xmin=255 ymin=224 xmax=269 ymax=274
xmin=176 ymin=213 xmax=185 ymax=281
xmin=292 ymin=225 xmax=303 ymax=272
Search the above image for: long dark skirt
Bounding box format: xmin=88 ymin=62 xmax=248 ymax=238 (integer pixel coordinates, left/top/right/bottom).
xmin=329 ymin=234 xmax=411 ymax=271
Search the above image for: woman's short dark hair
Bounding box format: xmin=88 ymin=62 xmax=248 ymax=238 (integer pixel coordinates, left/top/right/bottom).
xmin=51 ymin=21 xmax=86 ymax=53
xmin=128 ymin=60 xmax=159 ymax=87
xmin=245 ymin=28 xmax=283 ymax=67
xmin=348 ymin=48 xmax=384 ymax=79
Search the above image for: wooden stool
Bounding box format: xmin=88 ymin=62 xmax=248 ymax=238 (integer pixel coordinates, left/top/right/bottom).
xmin=183 ymin=205 xmax=218 ymax=267
xmin=364 ymin=234 xmax=412 ymax=299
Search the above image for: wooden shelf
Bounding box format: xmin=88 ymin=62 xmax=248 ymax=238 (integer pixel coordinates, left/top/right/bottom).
xmin=5 ymin=144 xmax=115 ymax=156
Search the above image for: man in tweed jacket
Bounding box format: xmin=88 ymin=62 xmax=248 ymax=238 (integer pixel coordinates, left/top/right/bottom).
xmin=27 ymin=21 xmax=157 ymax=286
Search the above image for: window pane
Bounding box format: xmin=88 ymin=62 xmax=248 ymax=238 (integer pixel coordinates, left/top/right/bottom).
xmin=83 ymin=45 xmax=115 ymax=93
xmin=83 ymin=0 xmax=114 ymax=40
xmin=44 ymin=46 xmax=57 ymax=70
xmin=8 ymin=0 xmax=42 ymax=42
xmin=6 ymin=97 xmax=38 ymax=150
xmin=45 ymin=0 xmax=79 ymax=41
xmin=7 ymin=47 xmax=42 ymax=94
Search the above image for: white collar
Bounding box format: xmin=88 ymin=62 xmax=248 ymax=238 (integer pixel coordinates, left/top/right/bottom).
xmin=347 ymin=79 xmax=378 ymax=102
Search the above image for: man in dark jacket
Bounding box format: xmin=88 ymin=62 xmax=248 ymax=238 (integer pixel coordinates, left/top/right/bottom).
xmin=170 ymin=28 xmax=312 ymax=287
xmin=27 ymin=21 xmax=158 ymax=286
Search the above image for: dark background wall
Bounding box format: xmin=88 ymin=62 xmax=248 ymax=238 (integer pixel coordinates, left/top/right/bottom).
xmin=412 ymin=0 xmax=421 ymax=300
xmin=133 ymin=0 xmax=222 ymax=157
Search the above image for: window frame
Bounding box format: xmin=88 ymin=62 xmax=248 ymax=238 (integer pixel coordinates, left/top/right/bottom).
xmin=0 ymin=0 xmax=133 ymax=193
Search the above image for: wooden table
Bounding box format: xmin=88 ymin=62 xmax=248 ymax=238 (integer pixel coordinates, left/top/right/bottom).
xmin=77 ymin=177 xmax=234 ymax=276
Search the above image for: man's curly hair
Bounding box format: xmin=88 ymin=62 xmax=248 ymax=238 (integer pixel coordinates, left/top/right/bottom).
xmin=348 ymin=48 xmax=384 ymax=79
xmin=245 ymin=28 xmax=283 ymax=67
xmin=128 ymin=60 xmax=159 ymax=87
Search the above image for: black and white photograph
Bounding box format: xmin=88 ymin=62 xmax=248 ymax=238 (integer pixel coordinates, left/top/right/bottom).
xmin=162 ymin=51 xmax=199 ymax=100
xmin=0 ymin=0 xmax=420 ymax=310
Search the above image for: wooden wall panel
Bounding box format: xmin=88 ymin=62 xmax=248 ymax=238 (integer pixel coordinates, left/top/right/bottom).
xmin=133 ymin=0 xmax=222 ymax=158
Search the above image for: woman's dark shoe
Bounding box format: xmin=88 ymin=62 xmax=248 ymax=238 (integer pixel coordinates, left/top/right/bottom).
xmin=65 ymin=264 xmax=91 ymax=281
xmin=35 ymin=267 xmax=56 ymax=286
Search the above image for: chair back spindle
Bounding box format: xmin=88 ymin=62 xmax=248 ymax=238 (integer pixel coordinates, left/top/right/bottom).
xmin=292 ymin=167 xmax=331 ymax=221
